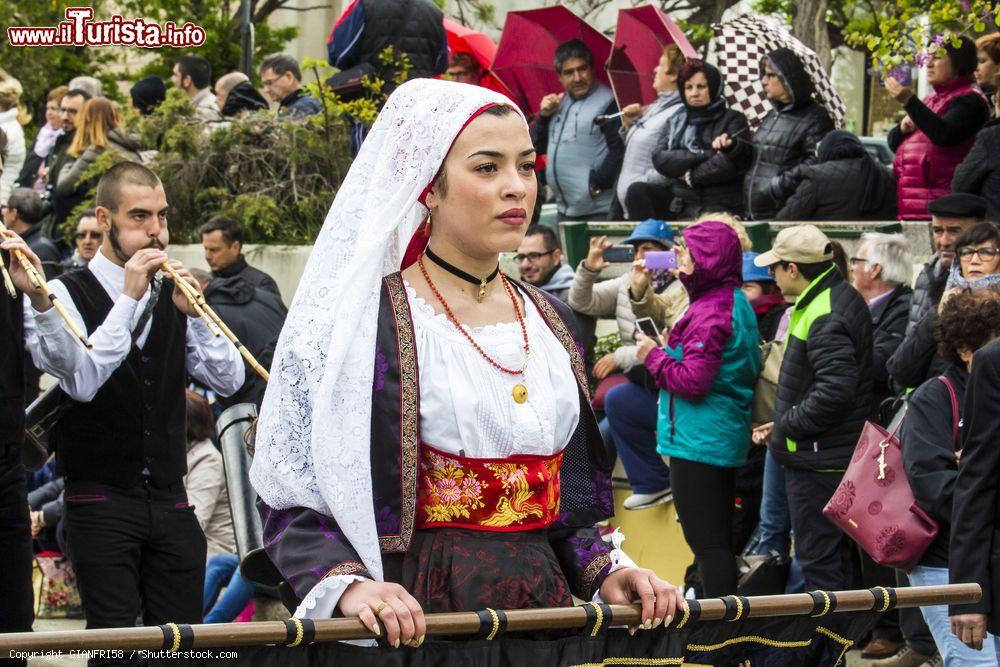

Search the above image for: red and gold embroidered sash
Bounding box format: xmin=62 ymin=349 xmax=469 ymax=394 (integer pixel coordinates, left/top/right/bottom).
xmin=415 ymin=443 xmax=562 ymax=532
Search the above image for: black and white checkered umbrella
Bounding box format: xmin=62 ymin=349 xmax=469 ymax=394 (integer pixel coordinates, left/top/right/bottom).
xmin=712 ymin=15 xmax=845 ymax=130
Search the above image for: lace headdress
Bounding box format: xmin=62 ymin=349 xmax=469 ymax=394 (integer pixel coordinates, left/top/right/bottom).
xmin=250 ymin=79 xmax=525 ymax=582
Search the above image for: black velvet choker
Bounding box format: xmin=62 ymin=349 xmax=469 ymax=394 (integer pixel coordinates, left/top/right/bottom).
xmin=424 ymin=248 xmax=500 ymax=302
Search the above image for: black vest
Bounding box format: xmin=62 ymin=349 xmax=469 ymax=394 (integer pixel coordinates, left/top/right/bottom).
xmin=0 ymin=249 xmax=25 ymax=447
xmin=55 ymin=269 xmax=188 ymax=487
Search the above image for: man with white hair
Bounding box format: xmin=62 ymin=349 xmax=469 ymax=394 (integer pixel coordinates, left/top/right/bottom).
xmin=850 ymin=232 xmax=914 ymax=415
xmin=67 ymin=76 xmax=102 ymax=98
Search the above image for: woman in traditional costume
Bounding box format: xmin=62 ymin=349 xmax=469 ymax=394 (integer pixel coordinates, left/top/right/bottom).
xmin=249 ymin=79 xmax=683 ymax=648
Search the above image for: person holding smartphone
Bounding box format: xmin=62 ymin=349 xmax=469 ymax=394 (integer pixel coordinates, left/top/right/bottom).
xmin=568 ymin=219 xmax=677 ymax=510
xmin=634 ymin=220 xmax=761 ymax=597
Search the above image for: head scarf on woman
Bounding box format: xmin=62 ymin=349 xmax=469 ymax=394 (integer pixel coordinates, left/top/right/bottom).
xmin=250 ymin=79 xmax=524 ymax=585
xmin=664 ymin=60 xmax=726 ymax=154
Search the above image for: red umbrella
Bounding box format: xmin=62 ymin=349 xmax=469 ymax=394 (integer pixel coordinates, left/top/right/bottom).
xmin=493 ymin=6 xmax=612 ymax=116
xmin=442 ymin=18 xmax=514 ymax=101
xmin=609 ymin=5 xmax=698 ymax=108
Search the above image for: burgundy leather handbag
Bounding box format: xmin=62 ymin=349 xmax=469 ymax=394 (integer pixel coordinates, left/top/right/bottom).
xmin=822 ymin=396 xmax=948 ymax=571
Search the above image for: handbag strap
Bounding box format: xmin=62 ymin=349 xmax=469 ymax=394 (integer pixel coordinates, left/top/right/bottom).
xmin=937 ymin=375 xmax=960 ymax=447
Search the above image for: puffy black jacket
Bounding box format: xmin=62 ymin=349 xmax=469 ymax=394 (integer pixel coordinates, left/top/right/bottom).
xmin=343 ymin=0 xmax=446 ymax=80
xmin=901 ymin=363 xmax=966 ymax=569
xmin=770 ymin=266 xmax=873 ymax=470
xmin=773 ymin=157 xmax=897 ymax=221
xmin=652 ymin=107 xmax=751 ymax=216
xmin=203 ymin=274 xmax=287 ymax=410
xmin=869 ymin=285 xmax=912 ymax=415
xmin=744 ymin=49 xmax=834 ymax=220
xmin=952 ymin=118 xmax=1000 ymax=221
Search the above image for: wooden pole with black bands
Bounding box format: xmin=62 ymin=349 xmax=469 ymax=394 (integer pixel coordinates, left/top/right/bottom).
xmin=0 ymin=584 xmax=979 ymax=653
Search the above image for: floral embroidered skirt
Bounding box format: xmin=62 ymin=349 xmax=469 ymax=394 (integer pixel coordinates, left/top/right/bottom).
xmin=400 ymin=528 xmax=573 ymax=614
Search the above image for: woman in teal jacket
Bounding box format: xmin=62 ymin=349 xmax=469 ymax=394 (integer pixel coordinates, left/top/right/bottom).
xmin=636 ymin=220 xmax=761 ymax=596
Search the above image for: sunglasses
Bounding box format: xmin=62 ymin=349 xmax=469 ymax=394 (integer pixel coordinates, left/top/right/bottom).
xmin=75 ymin=231 xmax=103 ymax=241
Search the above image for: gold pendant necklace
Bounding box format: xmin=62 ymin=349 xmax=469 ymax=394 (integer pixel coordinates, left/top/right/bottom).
xmin=512 ymin=383 xmax=528 ymax=404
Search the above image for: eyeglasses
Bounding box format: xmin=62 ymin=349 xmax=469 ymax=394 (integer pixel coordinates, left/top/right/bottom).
xmin=260 ymin=77 xmax=279 ymax=88
xmin=514 ymin=250 xmax=555 ymax=264
xmin=849 ymin=257 xmax=868 ymax=267
xmin=75 ymin=231 xmax=103 ymax=241
xmin=958 ymin=246 xmax=1000 ymax=260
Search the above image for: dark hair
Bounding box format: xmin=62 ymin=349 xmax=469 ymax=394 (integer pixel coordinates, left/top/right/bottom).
xmin=677 ymin=59 xmax=723 ymax=103
xmin=6 ymin=188 xmax=44 ymax=225
xmin=450 ymin=52 xmax=480 ymax=73
xmin=554 ymin=39 xmax=593 ymax=72
xmin=955 ymin=222 xmax=1000 ymax=253
xmin=95 ymin=162 xmax=162 ymax=211
xmin=175 ymin=54 xmax=212 ymax=89
xmin=524 ymin=224 xmax=561 ymax=252
xmin=829 ymin=240 xmax=848 ymax=278
xmin=430 ymin=105 xmax=518 ymax=197
xmin=199 ymin=215 xmax=244 ymax=246
xmin=260 ymin=53 xmax=302 ymax=82
xmin=185 ymin=390 xmax=216 ymax=444
xmin=77 ymin=208 xmax=97 ymax=222
xmin=63 ymin=88 xmax=92 ymax=103
xmin=944 ymin=34 xmax=978 ymax=77
xmin=935 ymin=289 xmax=1000 ymax=364
xmin=779 ymin=259 xmax=835 ymax=281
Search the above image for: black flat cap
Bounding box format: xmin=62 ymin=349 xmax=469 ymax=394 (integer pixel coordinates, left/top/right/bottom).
xmin=928 ymin=193 xmax=988 ymax=219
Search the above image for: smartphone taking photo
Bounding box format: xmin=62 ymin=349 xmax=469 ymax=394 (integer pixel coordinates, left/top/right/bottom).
xmin=635 ymin=317 xmax=661 ymax=340
xmin=643 ymin=251 xmax=677 ymax=271
xmin=602 ymin=245 xmax=635 ymax=263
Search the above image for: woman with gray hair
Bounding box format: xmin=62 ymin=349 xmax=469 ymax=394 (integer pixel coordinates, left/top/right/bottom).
xmin=850 ymin=231 xmax=914 ymax=416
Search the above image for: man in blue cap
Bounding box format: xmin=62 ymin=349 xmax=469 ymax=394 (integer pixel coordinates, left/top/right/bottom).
xmin=569 ymin=218 xmax=678 ymax=510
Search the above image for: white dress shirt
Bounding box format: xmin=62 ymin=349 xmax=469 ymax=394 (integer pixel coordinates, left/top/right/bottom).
xmin=26 ymin=248 xmax=245 ymax=401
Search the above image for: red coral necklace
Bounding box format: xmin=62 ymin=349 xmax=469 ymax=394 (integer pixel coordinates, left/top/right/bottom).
xmin=418 ymin=254 xmax=530 ymax=404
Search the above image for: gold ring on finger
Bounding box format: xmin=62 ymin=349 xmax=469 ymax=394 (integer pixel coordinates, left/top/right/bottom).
xmin=373 ymin=601 xmax=389 ymax=616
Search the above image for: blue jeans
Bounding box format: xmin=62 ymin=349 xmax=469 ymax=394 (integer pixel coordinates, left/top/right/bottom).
xmin=604 ymin=382 xmax=670 ymax=494
xmin=753 ymin=450 xmax=805 ymax=593
xmin=756 ymin=450 xmax=791 ymax=556
xmin=203 ymin=553 xmax=254 ymax=623
xmin=907 ymin=565 xmax=1000 ymax=665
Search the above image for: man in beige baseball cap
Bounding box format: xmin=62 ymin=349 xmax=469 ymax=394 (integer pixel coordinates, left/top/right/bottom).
xmin=749 ymin=223 xmax=873 ymax=598
xmin=753 ymin=224 xmax=835 ymax=300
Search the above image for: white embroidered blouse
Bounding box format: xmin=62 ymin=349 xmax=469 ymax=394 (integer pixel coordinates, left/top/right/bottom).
xmin=295 ymin=282 xmax=632 ymax=621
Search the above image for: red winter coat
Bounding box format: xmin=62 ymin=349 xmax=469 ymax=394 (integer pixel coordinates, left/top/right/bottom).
xmin=893 ymin=77 xmax=987 ymax=220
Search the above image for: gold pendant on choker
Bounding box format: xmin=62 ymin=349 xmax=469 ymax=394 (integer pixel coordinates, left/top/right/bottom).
xmin=512 ymin=383 xmax=528 ymax=404
xmin=477 ymin=278 xmax=488 ymax=302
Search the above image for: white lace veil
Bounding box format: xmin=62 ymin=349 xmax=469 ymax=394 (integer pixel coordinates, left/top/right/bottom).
xmin=250 ymin=79 xmax=526 ymax=582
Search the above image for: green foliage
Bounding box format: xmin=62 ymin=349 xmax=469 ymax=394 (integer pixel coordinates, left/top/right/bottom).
xmin=115 ymin=0 xmax=298 ymax=85
xmin=0 ymin=1 xmax=120 ymax=125
xmin=62 ymin=47 xmax=412 ymax=246
xmin=835 ymin=0 xmax=999 ymax=69
xmin=436 ymin=0 xmax=498 ymax=28
xmin=593 ymin=332 xmax=622 ymax=361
